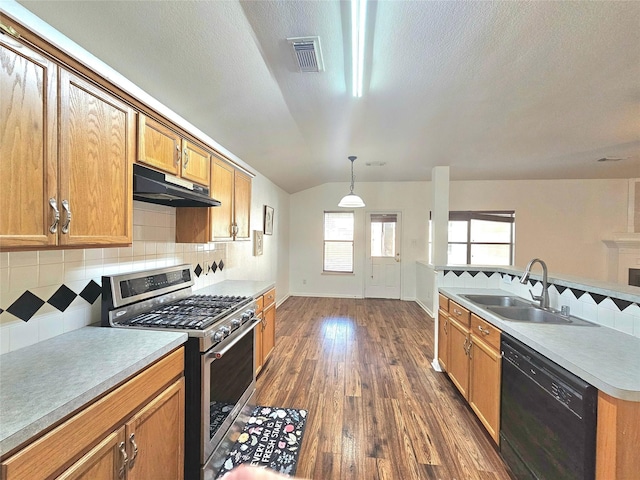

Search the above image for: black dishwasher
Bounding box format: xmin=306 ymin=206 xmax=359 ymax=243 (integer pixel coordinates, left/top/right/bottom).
xmin=500 ymin=334 xmax=597 ymax=480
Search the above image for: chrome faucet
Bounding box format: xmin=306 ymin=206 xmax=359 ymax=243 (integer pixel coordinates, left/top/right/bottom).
xmin=520 ymin=258 xmax=550 ymax=310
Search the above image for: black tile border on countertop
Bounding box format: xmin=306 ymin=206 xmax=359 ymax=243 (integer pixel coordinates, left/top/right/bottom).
xmin=442 ymin=269 xmax=640 ymax=313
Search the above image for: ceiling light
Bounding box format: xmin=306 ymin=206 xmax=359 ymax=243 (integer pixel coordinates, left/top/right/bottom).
xmin=339 ymin=156 xmax=365 ymax=208
xmin=351 ymin=0 xmax=367 ymax=97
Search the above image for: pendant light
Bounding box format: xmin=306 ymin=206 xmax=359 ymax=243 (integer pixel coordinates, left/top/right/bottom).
xmin=338 ymin=156 xmax=365 ymax=208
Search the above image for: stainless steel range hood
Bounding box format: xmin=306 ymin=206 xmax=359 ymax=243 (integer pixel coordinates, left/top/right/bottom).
xmin=133 ymin=164 xmax=221 ymax=207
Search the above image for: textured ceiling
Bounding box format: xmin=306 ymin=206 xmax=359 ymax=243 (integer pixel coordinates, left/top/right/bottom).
xmin=13 ymin=0 xmax=640 ymax=193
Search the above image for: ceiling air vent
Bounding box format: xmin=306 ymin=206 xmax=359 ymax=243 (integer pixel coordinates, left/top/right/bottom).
xmin=287 ymin=36 xmax=324 ymax=73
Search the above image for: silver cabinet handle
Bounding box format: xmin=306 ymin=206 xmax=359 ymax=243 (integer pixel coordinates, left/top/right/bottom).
xmin=477 ymin=325 xmax=490 ymax=335
xmin=128 ymin=433 xmax=138 ymax=468
xmin=175 ymin=144 xmax=181 ymax=167
xmin=183 ymin=149 xmax=189 ymax=169
xmin=118 ymin=441 xmax=128 ymax=478
xmin=61 ymin=199 xmax=71 ymax=234
xmin=49 ymin=197 xmax=59 ymax=233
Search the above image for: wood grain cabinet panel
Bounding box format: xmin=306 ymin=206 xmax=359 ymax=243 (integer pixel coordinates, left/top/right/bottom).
xmin=0 ymin=35 xmax=57 ymax=248
xmin=469 ymin=326 xmax=502 ymax=443
xmin=437 ymin=308 xmax=449 ymax=372
xmin=175 ymin=156 xmax=252 ymax=242
xmin=255 ymin=289 xmax=276 ymax=376
xmin=138 ymin=114 xmax=211 ymax=188
xmin=1 ymin=33 xmax=133 ymax=250
xmin=447 ymin=315 xmax=470 ymax=400
xmin=55 ymin=428 xmax=126 ymax=480
xmin=59 ymin=70 xmax=134 ymax=246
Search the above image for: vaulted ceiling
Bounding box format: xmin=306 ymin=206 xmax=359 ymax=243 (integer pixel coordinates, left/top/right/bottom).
xmin=13 ymin=0 xmax=640 ymax=193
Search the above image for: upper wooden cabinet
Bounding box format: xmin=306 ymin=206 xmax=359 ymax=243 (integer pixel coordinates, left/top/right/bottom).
xmin=175 ymin=156 xmax=251 ymax=242
xmin=0 ymin=35 xmax=134 ymax=250
xmin=138 ymin=114 xmax=210 ymax=187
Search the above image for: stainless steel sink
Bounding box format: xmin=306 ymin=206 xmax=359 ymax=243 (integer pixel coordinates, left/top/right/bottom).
xmin=461 ymin=294 xmax=531 ymax=307
xmin=486 ymin=306 xmax=597 ymax=326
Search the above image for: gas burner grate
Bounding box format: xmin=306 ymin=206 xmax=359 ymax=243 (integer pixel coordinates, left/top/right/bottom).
xmin=116 ymin=294 xmax=253 ymax=330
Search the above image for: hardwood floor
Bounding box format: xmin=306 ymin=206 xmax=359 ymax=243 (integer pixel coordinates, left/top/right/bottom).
xmin=255 ymin=297 xmax=512 ymax=480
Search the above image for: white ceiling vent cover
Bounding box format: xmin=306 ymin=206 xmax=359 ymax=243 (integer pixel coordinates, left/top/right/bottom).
xmin=287 ymin=36 xmax=324 ymax=73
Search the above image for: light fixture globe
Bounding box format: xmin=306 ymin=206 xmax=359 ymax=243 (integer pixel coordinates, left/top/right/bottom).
xmin=338 ymin=156 xmax=365 ymax=208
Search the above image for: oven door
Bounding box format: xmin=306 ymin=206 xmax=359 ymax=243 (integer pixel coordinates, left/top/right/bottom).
xmin=201 ymin=319 xmax=257 ymax=463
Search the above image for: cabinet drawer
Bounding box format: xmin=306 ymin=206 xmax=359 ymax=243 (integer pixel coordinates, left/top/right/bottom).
xmin=255 ymin=295 xmax=264 ymax=314
xmin=448 ymin=301 xmax=470 ymax=327
xmin=471 ymin=314 xmax=501 ymax=350
xmin=263 ymin=288 xmax=276 ymax=308
xmin=438 ymin=293 xmax=449 ymax=311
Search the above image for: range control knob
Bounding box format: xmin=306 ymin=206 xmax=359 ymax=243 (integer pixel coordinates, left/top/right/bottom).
xmin=220 ymin=326 xmax=231 ymax=336
xmin=242 ymin=310 xmax=255 ymax=323
xmin=212 ymin=331 xmax=225 ymax=343
xmin=231 ymin=318 xmax=241 ymax=328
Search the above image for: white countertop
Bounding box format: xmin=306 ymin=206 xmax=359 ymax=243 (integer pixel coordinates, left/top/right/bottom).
xmin=440 ymin=287 xmax=640 ymax=402
xmin=0 ymin=326 xmax=187 ymax=457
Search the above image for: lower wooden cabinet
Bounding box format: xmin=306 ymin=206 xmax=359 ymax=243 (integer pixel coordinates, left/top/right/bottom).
xmin=447 ymin=315 xmax=471 ymax=400
xmin=440 ymin=294 xmax=502 ymax=444
xmin=1 ymin=348 xmax=185 ymax=480
xmin=255 ymin=288 xmax=276 ymax=375
xmin=468 ymin=313 xmax=502 ymax=443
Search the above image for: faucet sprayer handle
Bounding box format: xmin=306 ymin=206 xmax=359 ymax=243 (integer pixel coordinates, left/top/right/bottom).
xmin=529 ymin=290 xmax=542 ymax=302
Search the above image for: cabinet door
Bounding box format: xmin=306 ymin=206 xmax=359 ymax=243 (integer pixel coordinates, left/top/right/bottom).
xmin=234 ymin=170 xmax=251 ymax=240
xmin=210 ymin=158 xmax=234 ymax=239
xmin=447 ymin=316 xmax=470 ymax=400
xmin=0 ymin=35 xmax=58 ymax=248
xmin=262 ymin=303 xmax=276 ymax=363
xmin=55 ymin=427 xmax=126 ymax=480
xmin=137 ymin=114 xmax=180 ymax=176
xmin=125 ymin=378 xmax=185 ymax=480
xmin=255 ymin=312 xmax=264 ymax=375
xmin=182 ymin=140 xmax=210 ymax=187
xmin=469 ymin=336 xmax=501 ymax=443
xmin=437 ymin=309 xmax=449 ymax=372
xmin=59 ymin=70 xmax=134 ymax=246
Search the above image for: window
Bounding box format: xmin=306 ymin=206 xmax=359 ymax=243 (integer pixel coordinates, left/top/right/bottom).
xmin=448 ymin=211 xmax=515 ymax=265
xmin=370 ymin=213 xmax=397 ymax=257
xmin=324 ymin=211 xmax=354 ymax=272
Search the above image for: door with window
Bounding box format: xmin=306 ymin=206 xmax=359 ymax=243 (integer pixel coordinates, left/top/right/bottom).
xmin=365 ymin=212 xmax=401 ymax=299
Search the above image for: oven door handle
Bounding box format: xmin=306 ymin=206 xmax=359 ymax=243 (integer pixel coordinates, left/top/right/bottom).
xmin=212 ymin=320 xmax=258 ymax=359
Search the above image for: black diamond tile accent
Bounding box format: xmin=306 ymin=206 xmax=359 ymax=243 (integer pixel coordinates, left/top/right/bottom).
xmin=570 ymin=288 xmax=586 ymax=299
xmin=219 ymin=260 xmax=224 ymax=271
xmin=0 ymin=308 xmax=4 ymax=314
xmin=612 ymin=298 xmax=633 ymax=312
xmin=443 ymin=270 xmax=451 ymax=275
xmin=530 ymin=279 xmax=539 ymax=287
xmin=554 ymin=284 xmax=568 ymax=295
xmin=482 ymin=271 xmax=493 ymax=278
xmin=589 ymin=293 xmax=607 ymax=305
xmin=211 ymin=261 xmax=218 ymax=273
xmin=468 ymin=271 xmax=479 ymax=277
xmin=79 ymin=280 xmax=102 ymax=304
xmin=453 ymin=270 xmax=463 ymax=277
xmin=194 ymin=264 xmax=203 ymax=277
xmin=7 ymin=291 xmax=45 ymax=322
xmin=48 ymin=285 xmax=78 ymax=312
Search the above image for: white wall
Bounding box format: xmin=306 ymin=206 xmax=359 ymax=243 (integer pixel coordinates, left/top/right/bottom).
xmin=449 ymin=179 xmax=629 ymax=280
xmin=289 ymin=181 xmax=430 ymax=299
xmin=291 ymin=178 xmax=630 ymax=300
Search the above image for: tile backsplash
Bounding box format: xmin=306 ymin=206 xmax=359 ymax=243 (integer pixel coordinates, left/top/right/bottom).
xmin=439 ymin=269 xmax=640 ymax=338
xmin=0 ymin=202 xmax=227 ymax=354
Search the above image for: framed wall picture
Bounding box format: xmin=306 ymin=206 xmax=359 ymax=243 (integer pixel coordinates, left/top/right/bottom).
xmin=253 ymin=230 xmax=263 ymax=256
xmin=264 ymin=205 xmax=274 ymax=235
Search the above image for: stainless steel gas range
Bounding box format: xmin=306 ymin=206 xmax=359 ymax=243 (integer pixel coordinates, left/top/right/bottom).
xmin=102 ymin=264 xmax=259 ymax=480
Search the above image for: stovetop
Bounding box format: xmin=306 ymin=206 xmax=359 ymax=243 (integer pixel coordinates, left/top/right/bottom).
xmin=115 ymin=294 xmax=253 ymax=330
